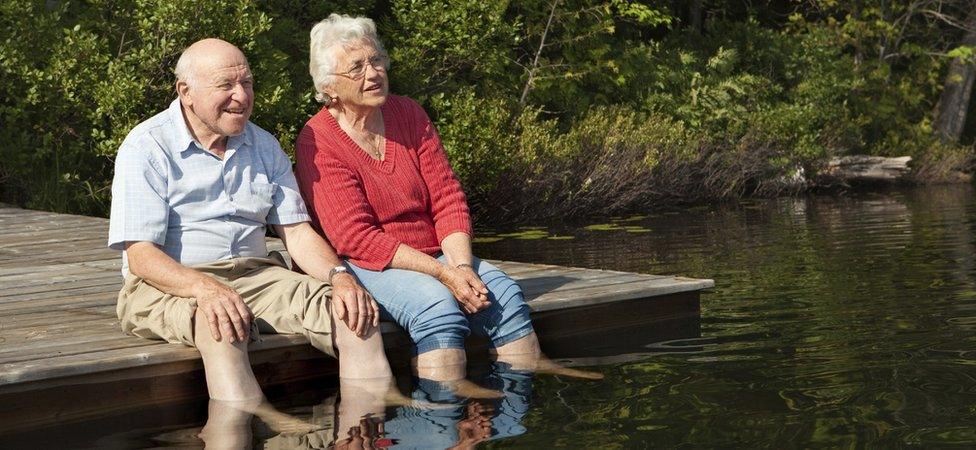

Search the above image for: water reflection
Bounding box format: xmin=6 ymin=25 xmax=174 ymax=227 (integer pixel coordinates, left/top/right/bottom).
xmin=382 ymin=364 xmax=532 ymax=449
xmin=173 ymin=363 xmax=534 ymax=449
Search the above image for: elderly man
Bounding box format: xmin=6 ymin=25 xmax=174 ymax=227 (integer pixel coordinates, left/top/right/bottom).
xmin=107 ymin=38 xmax=392 ymax=403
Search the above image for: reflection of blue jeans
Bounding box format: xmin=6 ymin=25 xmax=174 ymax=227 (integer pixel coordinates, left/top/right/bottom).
xmin=346 ymin=255 xmax=534 ymax=355
xmin=383 ymin=363 xmax=534 ymax=448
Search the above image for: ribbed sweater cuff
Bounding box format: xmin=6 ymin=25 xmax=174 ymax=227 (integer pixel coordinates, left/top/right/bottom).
xmin=351 ymin=235 xmax=400 ymax=271
xmin=435 ymin=219 xmax=473 ymax=243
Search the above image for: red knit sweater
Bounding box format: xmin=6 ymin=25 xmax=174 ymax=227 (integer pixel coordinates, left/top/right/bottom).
xmin=294 ymin=95 xmax=472 ymax=270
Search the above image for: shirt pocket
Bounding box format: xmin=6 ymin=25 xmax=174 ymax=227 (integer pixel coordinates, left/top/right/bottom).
xmin=238 ymin=181 xmax=277 ymax=222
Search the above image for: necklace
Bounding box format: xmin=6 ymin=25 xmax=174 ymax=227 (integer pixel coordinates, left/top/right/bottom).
xmin=337 ymin=111 xmax=385 ymax=160
xmin=353 ymin=130 xmax=384 ymax=160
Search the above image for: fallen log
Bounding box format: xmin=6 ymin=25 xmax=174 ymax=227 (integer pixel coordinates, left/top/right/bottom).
xmin=819 ymin=155 xmax=912 ymax=184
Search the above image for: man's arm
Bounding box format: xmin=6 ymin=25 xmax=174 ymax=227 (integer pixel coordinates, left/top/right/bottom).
xmin=125 ymin=241 xmax=252 ymax=343
xmin=272 ymin=222 xmax=380 ymax=337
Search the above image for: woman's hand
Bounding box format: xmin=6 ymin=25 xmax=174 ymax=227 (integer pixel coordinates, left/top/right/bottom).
xmin=330 ymin=272 xmax=381 ymax=336
xmin=437 ymin=265 xmax=490 ymax=314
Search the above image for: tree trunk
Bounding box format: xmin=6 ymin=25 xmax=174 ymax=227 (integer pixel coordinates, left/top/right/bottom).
xmin=520 ymin=0 xmax=559 ymax=108
xmin=689 ymin=0 xmax=703 ymax=33
xmin=934 ymin=5 xmax=976 ymax=144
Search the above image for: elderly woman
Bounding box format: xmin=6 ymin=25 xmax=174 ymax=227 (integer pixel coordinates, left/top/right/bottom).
xmin=295 ymin=14 xmax=592 ymax=389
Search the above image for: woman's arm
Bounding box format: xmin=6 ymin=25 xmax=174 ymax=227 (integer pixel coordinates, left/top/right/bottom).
xmin=389 ymin=241 xmax=489 ymax=313
xmin=440 ymin=231 xmax=474 ymax=267
xmin=405 ymin=102 xmax=488 ymax=311
xmin=274 ymin=222 xmax=380 ymax=336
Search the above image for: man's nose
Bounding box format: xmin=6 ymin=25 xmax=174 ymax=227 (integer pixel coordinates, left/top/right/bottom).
xmin=231 ymin=82 xmax=251 ymax=100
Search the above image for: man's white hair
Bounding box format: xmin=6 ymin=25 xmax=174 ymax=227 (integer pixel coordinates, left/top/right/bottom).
xmin=309 ymin=13 xmax=386 ymax=103
xmin=174 ymin=50 xmax=197 ymax=88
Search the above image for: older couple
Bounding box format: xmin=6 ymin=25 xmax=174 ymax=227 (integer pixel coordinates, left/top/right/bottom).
xmin=108 ymin=14 xmax=576 ymax=406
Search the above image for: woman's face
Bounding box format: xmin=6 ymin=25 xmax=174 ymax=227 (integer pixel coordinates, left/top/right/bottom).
xmin=328 ymin=40 xmax=389 ymax=110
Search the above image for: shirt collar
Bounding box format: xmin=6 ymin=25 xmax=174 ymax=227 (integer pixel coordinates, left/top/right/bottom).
xmin=167 ymin=98 xmax=251 ymax=154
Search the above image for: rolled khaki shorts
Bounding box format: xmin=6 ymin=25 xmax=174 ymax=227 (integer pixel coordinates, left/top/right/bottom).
xmin=116 ymin=252 xmax=336 ymax=357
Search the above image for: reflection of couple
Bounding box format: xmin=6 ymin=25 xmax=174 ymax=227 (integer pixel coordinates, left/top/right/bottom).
xmin=198 ymin=364 xmax=534 ymax=449
xmin=108 ymin=10 xmax=600 ymax=443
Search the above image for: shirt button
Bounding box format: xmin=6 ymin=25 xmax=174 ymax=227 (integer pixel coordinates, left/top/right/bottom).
xmin=228 ymin=195 xmax=234 ymax=202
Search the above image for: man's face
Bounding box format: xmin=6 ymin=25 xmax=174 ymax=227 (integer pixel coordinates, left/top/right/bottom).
xmin=181 ymin=56 xmax=254 ymax=138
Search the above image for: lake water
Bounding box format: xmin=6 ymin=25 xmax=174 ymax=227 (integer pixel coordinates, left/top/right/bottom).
xmin=7 ymin=185 xmax=976 ymax=448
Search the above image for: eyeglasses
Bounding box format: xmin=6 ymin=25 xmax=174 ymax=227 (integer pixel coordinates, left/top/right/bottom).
xmin=332 ymin=54 xmax=389 ymax=80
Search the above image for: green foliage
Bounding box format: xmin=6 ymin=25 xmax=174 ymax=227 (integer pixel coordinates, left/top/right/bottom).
xmin=0 ymin=0 xmax=277 ymax=214
xmin=427 ymin=88 xmax=518 ymax=205
xmin=0 ymin=0 xmax=971 ymax=222
xmin=509 ymin=0 xmax=671 ymax=111
xmin=384 ymin=0 xmax=518 ymax=102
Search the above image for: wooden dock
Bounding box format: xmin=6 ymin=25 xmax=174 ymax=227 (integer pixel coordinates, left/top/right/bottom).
xmin=0 ymin=206 xmax=712 ymax=434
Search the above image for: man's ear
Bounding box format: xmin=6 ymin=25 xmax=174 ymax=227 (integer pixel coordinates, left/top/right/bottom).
xmin=176 ymin=81 xmax=192 ymax=105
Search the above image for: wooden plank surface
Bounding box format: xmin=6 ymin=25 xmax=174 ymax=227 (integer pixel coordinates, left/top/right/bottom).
xmin=0 ymin=206 xmax=714 ymax=391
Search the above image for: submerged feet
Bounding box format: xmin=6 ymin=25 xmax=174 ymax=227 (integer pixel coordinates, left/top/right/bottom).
xmin=200 ymin=398 xmax=323 ymax=449
xmin=494 ymin=352 xmax=604 ymax=380
xmin=492 ymin=333 xmax=604 ymax=380
xmin=443 ymin=378 xmax=505 ymax=399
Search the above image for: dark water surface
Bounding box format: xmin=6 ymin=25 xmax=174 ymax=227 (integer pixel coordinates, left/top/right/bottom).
xmin=8 ymin=185 xmax=976 ymax=448
xmin=474 ymin=184 xmax=976 ymax=448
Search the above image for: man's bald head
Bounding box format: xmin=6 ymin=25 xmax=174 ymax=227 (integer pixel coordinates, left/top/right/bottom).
xmin=173 ymin=38 xmax=255 ymax=146
xmin=174 ymin=38 xmax=249 ymax=88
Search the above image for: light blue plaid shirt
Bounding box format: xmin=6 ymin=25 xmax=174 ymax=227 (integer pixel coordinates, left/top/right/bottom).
xmin=108 ymin=99 xmax=311 ymax=274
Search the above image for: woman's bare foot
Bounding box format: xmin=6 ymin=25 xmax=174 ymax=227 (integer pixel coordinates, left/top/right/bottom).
xmin=445 ymin=379 xmax=505 ymax=399
xmin=497 ymin=353 xmax=604 ymax=380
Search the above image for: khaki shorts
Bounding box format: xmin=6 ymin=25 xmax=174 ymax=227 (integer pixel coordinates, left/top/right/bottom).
xmin=116 ymin=252 xmax=336 ymax=357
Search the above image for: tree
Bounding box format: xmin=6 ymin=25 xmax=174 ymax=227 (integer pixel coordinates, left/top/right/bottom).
xmin=511 ymin=0 xmax=671 ymax=112
xmin=933 ymin=3 xmax=976 ymax=143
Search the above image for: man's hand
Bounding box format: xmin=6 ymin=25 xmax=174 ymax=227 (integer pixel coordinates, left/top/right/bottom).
xmin=437 ymin=265 xmax=490 ymax=314
xmin=192 ymin=276 xmax=252 ymax=343
xmin=330 ymin=272 xmax=380 ymax=337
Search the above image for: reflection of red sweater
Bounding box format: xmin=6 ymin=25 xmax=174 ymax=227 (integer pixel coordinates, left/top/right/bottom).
xmin=294 ymin=95 xmax=472 ymax=271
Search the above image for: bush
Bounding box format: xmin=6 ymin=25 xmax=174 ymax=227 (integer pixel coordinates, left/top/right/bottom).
xmin=0 ymin=1 xmax=970 ymax=224
xmin=0 ymin=0 xmax=279 ymax=215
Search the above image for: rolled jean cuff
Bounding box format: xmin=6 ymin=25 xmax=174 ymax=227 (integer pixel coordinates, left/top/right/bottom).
xmin=490 ymin=324 xmax=535 ymax=349
xmin=415 ymin=335 xmax=466 ymax=356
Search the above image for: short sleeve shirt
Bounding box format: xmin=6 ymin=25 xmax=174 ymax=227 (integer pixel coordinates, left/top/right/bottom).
xmin=108 ymin=99 xmax=310 ymax=274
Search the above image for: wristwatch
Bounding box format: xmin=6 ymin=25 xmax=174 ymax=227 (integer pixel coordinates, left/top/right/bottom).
xmin=328 ymin=265 xmax=349 ymax=283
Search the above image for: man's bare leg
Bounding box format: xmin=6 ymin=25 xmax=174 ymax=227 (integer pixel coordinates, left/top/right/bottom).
xmin=195 ymin=309 xmax=331 ymax=436
xmin=194 ymin=308 xmax=263 ymax=401
xmin=414 ymin=349 xmax=503 ymax=399
xmin=198 ymin=399 xmax=254 ymax=448
xmin=331 ymin=307 xmax=423 ymax=410
xmin=492 ymin=332 xmax=603 ymax=380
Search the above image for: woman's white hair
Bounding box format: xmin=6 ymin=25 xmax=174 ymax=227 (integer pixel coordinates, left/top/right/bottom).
xmin=310 ymin=13 xmax=386 ymax=104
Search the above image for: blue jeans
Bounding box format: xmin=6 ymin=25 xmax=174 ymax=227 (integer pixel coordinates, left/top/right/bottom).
xmin=346 ymin=255 xmax=534 ymax=355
